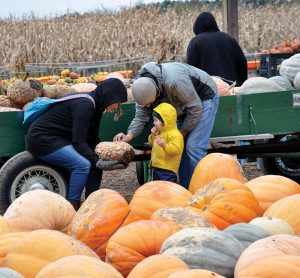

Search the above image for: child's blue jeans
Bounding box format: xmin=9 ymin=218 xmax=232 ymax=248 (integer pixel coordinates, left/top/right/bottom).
xmin=153 ymin=168 xmax=177 ymax=183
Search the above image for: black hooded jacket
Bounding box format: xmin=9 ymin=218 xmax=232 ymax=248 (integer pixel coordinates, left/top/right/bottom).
xmin=27 ymin=78 xmax=127 ymax=165
xmin=187 ymin=12 xmax=248 ymax=86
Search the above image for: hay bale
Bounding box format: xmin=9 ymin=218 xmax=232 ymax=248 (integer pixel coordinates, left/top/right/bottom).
xmin=7 ymin=79 xmax=44 ymax=105
xmin=95 ymin=142 xmax=135 ymax=165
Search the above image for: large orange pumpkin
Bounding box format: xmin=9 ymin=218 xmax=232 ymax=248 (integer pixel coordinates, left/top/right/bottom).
xmin=0 ymin=230 xmax=98 ymax=278
xmin=168 ymin=269 xmax=226 ymax=278
xmin=235 ymin=234 xmax=300 ymax=278
xmin=124 ymin=181 xmax=192 ymax=225
xmin=189 ymin=153 xmax=247 ymax=194
xmin=189 ymin=178 xmax=262 ymax=230
xmin=264 ymin=194 xmax=300 ymax=233
xmin=106 ymin=220 xmax=176 ymax=277
xmin=69 ymin=189 xmax=130 ymax=259
xmin=0 ymin=216 xmax=13 ymax=236
xmin=151 ymin=206 xmax=214 ymax=231
xmin=36 ymin=255 xmax=123 ymax=278
xmin=3 ymin=190 xmax=75 ymax=233
xmin=127 ymin=254 xmax=188 ymax=278
xmin=246 ymin=175 xmax=300 ymax=212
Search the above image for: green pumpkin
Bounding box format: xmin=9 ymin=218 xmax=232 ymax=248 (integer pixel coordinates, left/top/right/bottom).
xmin=0 ymin=267 xmax=24 ymax=278
xmin=160 ymin=227 xmax=244 ymax=278
xmin=223 ymin=223 xmax=270 ymax=248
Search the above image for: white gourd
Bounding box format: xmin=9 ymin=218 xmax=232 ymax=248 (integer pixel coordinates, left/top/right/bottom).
xmin=279 ymin=53 xmax=300 ymax=81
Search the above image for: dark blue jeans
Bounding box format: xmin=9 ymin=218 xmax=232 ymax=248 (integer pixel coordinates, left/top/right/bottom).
xmin=153 ymin=168 xmax=177 ymax=183
xmin=40 ymin=145 xmax=101 ymax=201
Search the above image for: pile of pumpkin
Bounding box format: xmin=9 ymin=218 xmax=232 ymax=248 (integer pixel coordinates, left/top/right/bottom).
xmin=0 ymin=70 xmax=135 ymax=112
xmin=0 ymin=152 xmax=300 ymax=278
xmin=261 ymin=39 xmax=300 ymax=54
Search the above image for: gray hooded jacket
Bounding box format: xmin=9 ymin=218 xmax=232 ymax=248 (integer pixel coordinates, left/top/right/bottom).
xmin=128 ymin=62 xmax=218 ymax=138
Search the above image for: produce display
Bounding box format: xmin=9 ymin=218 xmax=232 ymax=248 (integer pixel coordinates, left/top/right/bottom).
xmin=0 ymin=152 xmax=298 ymax=277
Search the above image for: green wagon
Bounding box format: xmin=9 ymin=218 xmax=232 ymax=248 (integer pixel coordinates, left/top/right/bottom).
xmin=0 ymin=89 xmax=299 ymax=213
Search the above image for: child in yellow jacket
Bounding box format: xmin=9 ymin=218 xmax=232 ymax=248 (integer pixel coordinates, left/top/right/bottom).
xmin=148 ymin=103 xmax=184 ymax=182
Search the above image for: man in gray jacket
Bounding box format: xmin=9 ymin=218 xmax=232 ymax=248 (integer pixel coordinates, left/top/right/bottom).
xmin=114 ymin=62 xmax=219 ymax=188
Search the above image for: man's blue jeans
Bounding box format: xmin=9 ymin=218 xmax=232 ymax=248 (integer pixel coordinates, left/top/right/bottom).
xmin=40 ymin=145 xmax=91 ymax=201
xmin=178 ymin=95 xmax=219 ymax=189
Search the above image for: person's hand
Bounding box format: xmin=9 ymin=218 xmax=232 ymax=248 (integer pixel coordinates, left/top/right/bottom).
xmin=155 ymin=136 xmax=166 ymax=149
xmin=96 ymin=159 xmax=128 ymax=171
xmin=151 ymin=126 xmax=158 ymax=137
xmin=113 ymin=133 xmax=134 ymax=142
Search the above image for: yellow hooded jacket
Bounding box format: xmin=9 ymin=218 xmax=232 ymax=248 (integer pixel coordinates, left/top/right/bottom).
xmin=148 ymin=103 xmax=184 ymax=174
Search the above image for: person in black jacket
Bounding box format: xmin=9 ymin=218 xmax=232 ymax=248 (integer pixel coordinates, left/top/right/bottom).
xmin=187 ymin=12 xmax=248 ymax=86
xmin=27 ymin=78 xmax=128 ymax=210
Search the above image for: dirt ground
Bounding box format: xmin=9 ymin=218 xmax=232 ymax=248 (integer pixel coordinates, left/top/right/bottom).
xmin=101 ymin=162 xmax=263 ymax=203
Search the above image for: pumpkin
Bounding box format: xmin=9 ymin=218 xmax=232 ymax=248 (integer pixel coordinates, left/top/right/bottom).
xmin=7 ymin=79 xmax=44 ymax=105
xmin=3 ymin=190 xmax=75 ymax=233
xmin=106 ymin=220 xmax=176 ymax=277
xmin=223 ymin=223 xmax=270 ymax=248
xmin=160 ymin=227 xmax=244 ymax=277
xmin=294 ymin=71 xmax=300 ymax=89
xmin=249 ymin=216 xmax=294 ymax=235
xmin=0 ymin=232 xmax=27 ymax=261
xmin=245 ymin=175 xmax=300 ymax=212
xmin=124 ymin=181 xmax=192 ymax=225
xmin=237 ymin=255 xmax=300 ymax=278
xmin=104 ymin=72 xmax=126 ymax=81
xmin=0 ymin=229 xmax=98 ymax=278
xmin=269 ymin=75 xmax=294 ymax=90
xmin=237 ymin=77 xmax=285 ymax=95
xmin=69 ymin=189 xmax=130 ymax=260
xmin=211 ymin=76 xmax=231 ymax=96
xmin=189 ymin=178 xmax=263 ymax=230
xmin=291 ymin=40 xmax=300 ymax=52
xmin=0 ymin=267 xmax=24 ymax=278
xmin=168 ymin=269 xmax=226 ymax=278
xmin=127 ymin=254 xmax=188 ymax=278
xmin=189 ymin=153 xmax=247 ymax=194
xmin=279 ymin=53 xmax=300 ymax=81
xmin=151 ymin=206 xmax=214 ymax=231
xmin=264 ymin=194 xmax=300 ymax=233
xmin=35 ymin=255 xmax=123 ymax=278
xmin=0 ymin=216 xmax=13 ymax=236
xmin=71 ymin=82 xmax=97 ymax=92
xmin=235 ymin=234 xmax=300 ymax=278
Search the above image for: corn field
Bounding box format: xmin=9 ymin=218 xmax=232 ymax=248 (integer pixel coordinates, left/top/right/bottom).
xmin=0 ymin=3 xmax=299 ymax=72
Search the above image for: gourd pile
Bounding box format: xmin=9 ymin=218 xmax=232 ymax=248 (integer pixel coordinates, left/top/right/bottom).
xmin=0 ymin=69 xmax=134 ymax=112
xmin=0 ymin=152 xmax=300 ymax=277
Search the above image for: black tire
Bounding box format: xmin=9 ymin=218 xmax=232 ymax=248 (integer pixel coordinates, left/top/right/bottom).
xmin=136 ymin=161 xmax=145 ymax=185
xmin=0 ymin=151 xmax=69 ymax=214
xmin=257 ymin=134 xmax=300 ymax=183
xmin=258 ymin=157 xmax=300 ymax=183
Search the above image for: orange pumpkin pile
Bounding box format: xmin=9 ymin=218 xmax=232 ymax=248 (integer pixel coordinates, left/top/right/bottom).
xmin=261 ymin=39 xmax=300 ymax=54
xmin=0 ymin=151 xmax=300 ymax=277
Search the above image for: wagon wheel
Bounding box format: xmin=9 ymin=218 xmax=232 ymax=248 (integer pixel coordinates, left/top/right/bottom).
xmin=258 ymin=134 xmax=300 ymax=183
xmin=0 ymin=151 xmax=69 ymax=214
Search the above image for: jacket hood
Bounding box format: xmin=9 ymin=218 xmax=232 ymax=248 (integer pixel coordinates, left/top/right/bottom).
xmin=139 ymin=62 xmax=163 ymax=95
xmin=153 ymin=103 xmax=177 ymax=131
xmin=91 ymin=78 xmax=127 ymax=111
xmin=193 ymin=12 xmax=220 ymax=35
